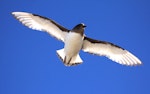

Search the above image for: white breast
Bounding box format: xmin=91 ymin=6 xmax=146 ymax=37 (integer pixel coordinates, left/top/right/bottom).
xmin=64 ymin=32 xmax=83 ymax=57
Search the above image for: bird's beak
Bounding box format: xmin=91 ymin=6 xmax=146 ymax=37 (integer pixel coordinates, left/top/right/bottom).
xmin=83 ymin=25 xmax=87 ymax=28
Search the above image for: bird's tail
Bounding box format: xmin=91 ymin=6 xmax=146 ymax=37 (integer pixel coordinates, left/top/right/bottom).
xmin=56 ymin=48 xmax=83 ymax=66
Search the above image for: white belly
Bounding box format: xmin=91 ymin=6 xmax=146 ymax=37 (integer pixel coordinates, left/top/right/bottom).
xmin=64 ymin=32 xmax=83 ymax=57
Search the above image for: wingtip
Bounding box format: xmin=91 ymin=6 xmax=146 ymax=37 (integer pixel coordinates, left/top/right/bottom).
xmin=11 ymin=11 xmax=31 ymax=15
xmin=122 ymin=61 xmax=143 ymax=66
xmin=11 ymin=11 xmax=19 ymax=15
xmin=135 ymin=61 xmax=143 ymax=66
xmin=11 ymin=12 xmax=21 ymax=17
xmin=11 ymin=12 xmax=15 ymax=15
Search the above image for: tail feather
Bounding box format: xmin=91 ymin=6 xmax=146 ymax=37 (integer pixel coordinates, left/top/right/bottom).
xmin=56 ymin=48 xmax=83 ymax=66
xmin=56 ymin=49 xmax=65 ymax=62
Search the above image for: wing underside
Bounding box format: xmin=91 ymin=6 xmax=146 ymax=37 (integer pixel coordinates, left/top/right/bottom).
xmin=12 ymin=12 xmax=69 ymax=42
xmin=82 ymin=37 xmax=142 ymax=66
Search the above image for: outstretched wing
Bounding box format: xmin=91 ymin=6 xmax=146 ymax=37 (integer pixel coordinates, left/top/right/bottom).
xmin=82 ymin=37 xmax=142 ymax=66
xmin=12 ymin=12 xmax=69 ymax=42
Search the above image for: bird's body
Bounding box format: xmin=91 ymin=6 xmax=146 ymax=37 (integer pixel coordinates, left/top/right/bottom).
xmin=64 ymin=32 xmax=83 ymax=60
xmin=12 ymin=12 xmax=142 ymax=66
xmin=64 ymin=32 xmax=83 ymax=58
xmin=57 ymin=24 xmax=85 ymax=66
xmin=57 ymin=32 xmax=84 ymax=66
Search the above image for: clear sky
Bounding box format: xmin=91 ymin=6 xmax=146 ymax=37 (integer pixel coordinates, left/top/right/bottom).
xmin=0 ymin=0 xmax=150 ymax=94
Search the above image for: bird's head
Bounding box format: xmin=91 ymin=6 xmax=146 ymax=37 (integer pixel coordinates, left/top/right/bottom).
xmin=73 ymin=23 xmax=86 ymax=29
xmin=72 ymin=23 xmax=86 ymax=35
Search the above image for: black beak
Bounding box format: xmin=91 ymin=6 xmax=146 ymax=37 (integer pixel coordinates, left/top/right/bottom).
xmin=83 ymin=25 xmax=87 ymax=28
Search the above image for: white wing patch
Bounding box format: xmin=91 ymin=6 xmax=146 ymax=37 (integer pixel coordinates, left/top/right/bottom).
xmin=82 ymin=37 xmax=142 ymax=66
xmin=12 ymin=12 xmax=69 ymax=42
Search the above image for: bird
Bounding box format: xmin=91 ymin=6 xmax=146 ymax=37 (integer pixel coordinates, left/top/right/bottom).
xmin=12 ymin=11 xmax=142 ymax=66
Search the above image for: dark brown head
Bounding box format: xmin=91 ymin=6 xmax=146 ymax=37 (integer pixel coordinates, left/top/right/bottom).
xmin=72 ymin=23 xmax=86 ymax=35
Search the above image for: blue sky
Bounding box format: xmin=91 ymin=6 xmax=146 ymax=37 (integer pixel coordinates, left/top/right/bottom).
xmin=0 ymin=0 xmax=150 ymax=94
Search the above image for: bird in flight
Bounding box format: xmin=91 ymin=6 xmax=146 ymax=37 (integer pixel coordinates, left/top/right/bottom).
xmin=12 ymin=12 xmax=142 ymax=66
